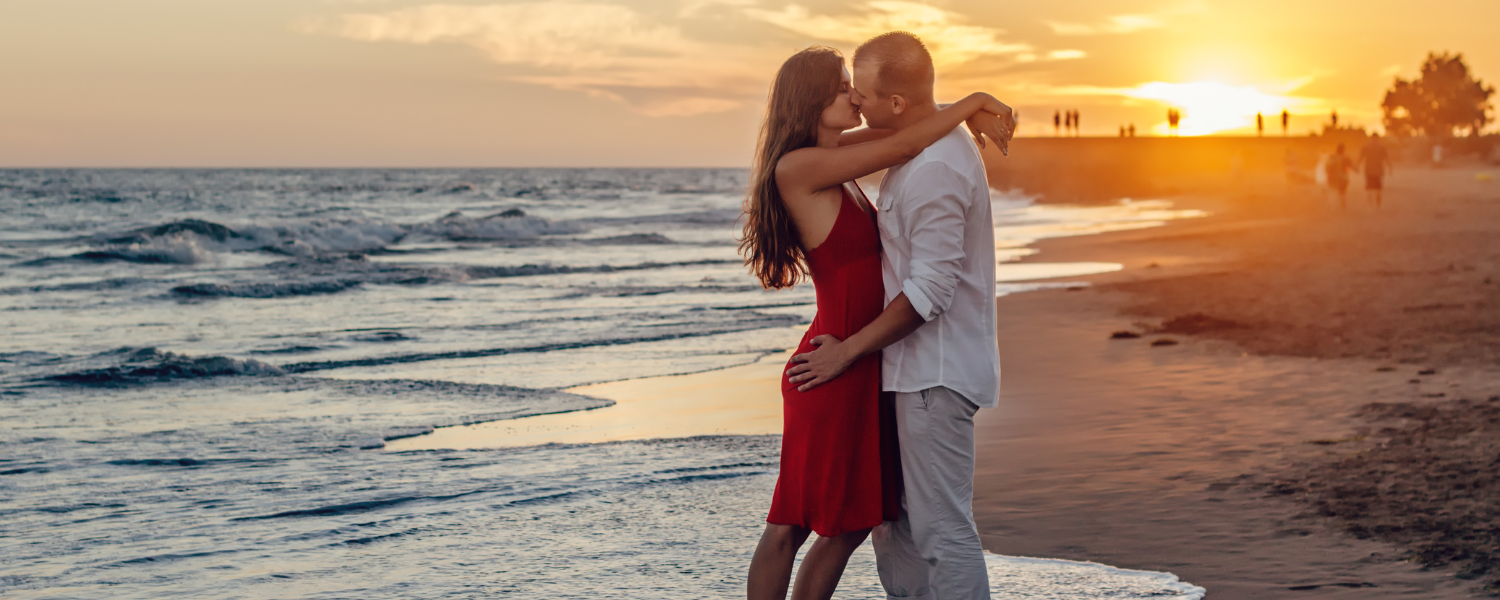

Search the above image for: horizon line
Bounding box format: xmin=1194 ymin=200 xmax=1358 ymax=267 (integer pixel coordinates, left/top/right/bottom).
xmin=1 ymin=135 xmax=1392 ymax=170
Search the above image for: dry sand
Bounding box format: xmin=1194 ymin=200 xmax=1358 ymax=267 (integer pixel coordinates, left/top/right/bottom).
xmin=977 ymin=165 xmax=1500 ymax=598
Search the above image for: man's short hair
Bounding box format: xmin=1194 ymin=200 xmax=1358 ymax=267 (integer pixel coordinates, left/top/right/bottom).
xmin=852 ymin=31 xmax=935 ymax=103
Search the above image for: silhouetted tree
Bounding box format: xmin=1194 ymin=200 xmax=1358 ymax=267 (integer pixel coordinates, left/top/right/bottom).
xmin=1382 ymin=52 xmax=1494 ymax=138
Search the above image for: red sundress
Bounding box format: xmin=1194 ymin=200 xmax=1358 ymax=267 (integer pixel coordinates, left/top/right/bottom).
xmin=767 ymin=183 xmax=901 ymax=536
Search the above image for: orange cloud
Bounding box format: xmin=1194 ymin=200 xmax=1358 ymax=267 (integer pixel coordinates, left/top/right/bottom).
xmin=301 ymin=1 xmax=1081 ymax=116
xmin=1047 ymin=14 xmax=1165 ymax=36
xmin=299 ymin=3 xmax=776 ymax=116
xmin=743 ymin=1 xmax=1034 ymax=67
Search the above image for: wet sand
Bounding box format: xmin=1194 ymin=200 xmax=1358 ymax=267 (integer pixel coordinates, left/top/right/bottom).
xmin=386 ymin=351 xmax=787 ymax=450
xmin=976 ymin=165 xmax=1499 ymax=598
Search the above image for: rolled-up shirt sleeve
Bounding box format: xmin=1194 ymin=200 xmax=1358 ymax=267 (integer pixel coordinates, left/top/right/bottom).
xmin=898 ymin=163 xmax=972 ymax=321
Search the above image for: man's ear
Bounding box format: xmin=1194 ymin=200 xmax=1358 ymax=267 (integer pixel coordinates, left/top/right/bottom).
xmin=889 ymin=94 xmax=907 ymax=116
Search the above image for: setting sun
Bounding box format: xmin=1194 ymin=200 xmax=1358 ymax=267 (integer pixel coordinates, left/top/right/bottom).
xmin=1123 ymin=81 xmax=1320 ymax=136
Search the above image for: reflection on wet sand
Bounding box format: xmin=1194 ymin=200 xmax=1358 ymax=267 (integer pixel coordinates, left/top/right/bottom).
xmin=386 ymin=352 xmax=789 ymax=450
xmin=997 ymin=261 xmax=1122 ymax=282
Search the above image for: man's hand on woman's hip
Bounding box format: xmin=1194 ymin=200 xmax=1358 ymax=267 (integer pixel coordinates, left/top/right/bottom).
xmin=786 ymin=335 xmax=855 ymax=392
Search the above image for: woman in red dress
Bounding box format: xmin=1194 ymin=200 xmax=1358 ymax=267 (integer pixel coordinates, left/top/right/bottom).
xmin=738 ymin=46 xmax=1011 ymax=600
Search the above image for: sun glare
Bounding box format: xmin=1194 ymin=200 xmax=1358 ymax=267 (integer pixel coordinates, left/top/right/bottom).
xmin=1124 ymin=81 xmax=1318 ymax=136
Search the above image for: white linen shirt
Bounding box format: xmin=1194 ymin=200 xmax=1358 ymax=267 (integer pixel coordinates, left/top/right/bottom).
xmin=876 ymin=125 xmax=1001 ymax=408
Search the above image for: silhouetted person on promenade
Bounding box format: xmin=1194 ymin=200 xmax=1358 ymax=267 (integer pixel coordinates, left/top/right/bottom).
xmin=1330 ymin=110 xmax=1339 ymax=128
xmin=1166 ymin=108 xmax=1181 ymax=136
xmin=1119 ymin=125 xmax=1126 ymax=137
xmin=1257 ymin=113 xmax=1264 ymax=136
xmin=1073 ymin=110 xmax=1080 ymax=136
xmin=1281 ymin=110 xmax=1289 ymax=135
xmin=1054 ymin=110 xmax=1061 ymax=136
xmin=1360 ymin=134 xmax=1392 ymax=208
xmin=1128 ymin=123 xmax=1136 ymax=137
xmin=1325 ymin=143 xmax=1354 ymax=209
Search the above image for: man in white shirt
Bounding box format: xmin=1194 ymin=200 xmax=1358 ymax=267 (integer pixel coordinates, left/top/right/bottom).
xmin=786 ymin=32 xmax=1005 ymax=600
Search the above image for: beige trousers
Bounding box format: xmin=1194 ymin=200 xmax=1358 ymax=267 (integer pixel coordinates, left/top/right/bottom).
xmin=871 ymin=386 xmax=989 ymax=600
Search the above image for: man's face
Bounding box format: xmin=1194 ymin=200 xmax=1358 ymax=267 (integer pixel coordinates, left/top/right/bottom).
xmin=851 ymin=60 xmax=895 ymax=129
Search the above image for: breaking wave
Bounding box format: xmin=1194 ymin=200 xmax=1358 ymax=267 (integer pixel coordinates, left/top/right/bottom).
xmin=45 ymin=348 xmax=285 ymax=385
xmin=19 ymin=235 xmax=212 ymax=265
xmin=407 ymin=210 xmax=586 ymax=243
xmin=81 ymin=234 xmax=214 ymax=264
xmin=24 ymin=211 xmax=596 ymax=266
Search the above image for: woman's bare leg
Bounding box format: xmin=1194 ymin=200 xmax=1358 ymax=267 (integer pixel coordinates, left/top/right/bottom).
xmin=748 ymin=524 xmax=811 ymax=600
xmin=789 ymin=528 xmax=872 ymax=600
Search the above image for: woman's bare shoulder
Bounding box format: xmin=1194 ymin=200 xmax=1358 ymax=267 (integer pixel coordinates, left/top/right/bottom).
xmin=774 ymin=149 xmax=838 ymax=204
xmin=774 ymin=147 xmax=821 ymax=183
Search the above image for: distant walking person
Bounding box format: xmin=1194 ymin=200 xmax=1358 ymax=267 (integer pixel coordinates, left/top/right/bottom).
xmin=1054 ymin=110 xmax=1062 ymax=136
xmin=1166 ymin=108 xmax=1181 ymax=136
xmin=1281 ymin=110 xmax=1289 ymax=136
xmin=1128 ymin=123 xmax=1136 ymax=137
xmin=1256 ymin=112 xmax=1264 ymax=136
xmin=1330 ymin=110 xmax=1338 ymax=128
xmin=1072 ymin=109 xmax=1080 ymax=136
xmin=1360 ymin=134 xmax=1392 ymax=208
xmin=1324 ymin=143 xmax=1354 ymax=209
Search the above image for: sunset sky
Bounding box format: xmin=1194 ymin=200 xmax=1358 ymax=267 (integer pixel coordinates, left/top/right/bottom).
xmin=2 ymin=0 xmax=1495 ymax=167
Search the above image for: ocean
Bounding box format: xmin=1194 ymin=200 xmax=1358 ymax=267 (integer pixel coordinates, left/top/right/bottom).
xmin=0 ymin=168 xmax=1204 ymax=599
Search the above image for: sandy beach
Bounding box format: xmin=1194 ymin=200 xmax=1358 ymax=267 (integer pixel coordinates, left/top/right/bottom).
xmin=975 ymin=164 xmax=1500 ymax=598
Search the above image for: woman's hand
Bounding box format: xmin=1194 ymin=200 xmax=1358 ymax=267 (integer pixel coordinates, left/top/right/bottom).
xmin=966 ymin=111 xmax=1013 ymax=156
xmin=965 ymin=93 xmax=1016 ymax=155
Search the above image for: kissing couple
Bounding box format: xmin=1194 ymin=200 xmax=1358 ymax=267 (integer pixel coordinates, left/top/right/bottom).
xmin=739 ymin=31 xmax=1011 ymax=600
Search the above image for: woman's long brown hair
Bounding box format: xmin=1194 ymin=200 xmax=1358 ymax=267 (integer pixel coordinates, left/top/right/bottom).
xmin=739 ymin=47 xmax=844 ymax=290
